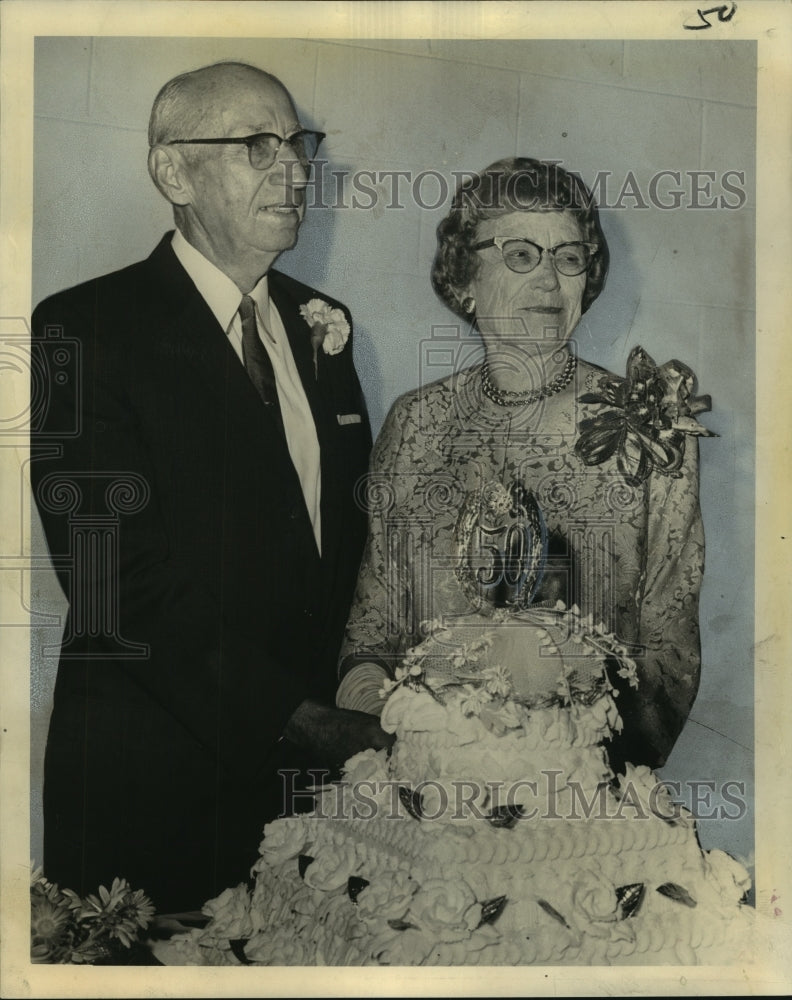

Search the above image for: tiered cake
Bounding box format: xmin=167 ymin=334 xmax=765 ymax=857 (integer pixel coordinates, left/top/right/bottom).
xmin=159 ymin=606 xmax=756 ymax=966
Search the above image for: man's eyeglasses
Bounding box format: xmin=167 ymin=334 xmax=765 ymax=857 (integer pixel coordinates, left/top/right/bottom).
xmin=166 ymin=129 xmax=326 ymax=171
xmin=474 ymin=237 xmax=598 ymax=277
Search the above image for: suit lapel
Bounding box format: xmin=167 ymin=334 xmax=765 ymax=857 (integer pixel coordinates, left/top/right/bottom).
xmin=145 ymin=239 xmax=342 ymax=571
xmin=268 ymin=272 xmax=328 ymax=430
xmin=143 ymin=237 xmax=320 ymax=550
xmin=269 ymin=271 xmax=343 ymax=570
xmin=144 ymin=235 xmax=250 ymax=408
xmin=145 ymin=237 xmax=294 ymax=434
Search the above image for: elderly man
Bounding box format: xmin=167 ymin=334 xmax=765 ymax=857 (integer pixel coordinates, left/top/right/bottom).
xmin=31 ymin=61 xmax=388 ymax=914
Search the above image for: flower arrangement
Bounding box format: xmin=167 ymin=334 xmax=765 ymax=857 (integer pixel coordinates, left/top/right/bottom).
xmin=575 ymin=345 xmax=715 ymax=485
xmin=30 ymin=866 xmax=155 ymax=964
xmin=299 ymin=298 xmax=350 ymax=377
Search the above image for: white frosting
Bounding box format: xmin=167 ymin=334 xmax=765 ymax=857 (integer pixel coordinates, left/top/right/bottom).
xmin=169 ymin=612 xmax=756 ymax=967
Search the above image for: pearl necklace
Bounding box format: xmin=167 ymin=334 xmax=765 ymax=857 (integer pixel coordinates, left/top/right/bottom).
xmin=480 ymin=353 xmax=577 ymax=407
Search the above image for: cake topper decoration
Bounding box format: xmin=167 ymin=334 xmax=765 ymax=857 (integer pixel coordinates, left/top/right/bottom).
xmin=455 ymin=479 xmax=548 ymax=612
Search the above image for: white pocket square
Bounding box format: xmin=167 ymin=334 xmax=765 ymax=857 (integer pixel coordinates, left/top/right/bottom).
xmin=337 ymin=413 xmax=362 ymax=425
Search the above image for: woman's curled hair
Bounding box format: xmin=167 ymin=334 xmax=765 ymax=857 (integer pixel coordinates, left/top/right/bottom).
xmin=431 ymin=157 xmax=610 ymax=321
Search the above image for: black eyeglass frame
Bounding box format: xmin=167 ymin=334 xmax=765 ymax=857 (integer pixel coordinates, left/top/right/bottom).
xmin=165 ymin=129 xmax=326 ymax=169
xmin=473 ymin=236 xmax=599 ymax=276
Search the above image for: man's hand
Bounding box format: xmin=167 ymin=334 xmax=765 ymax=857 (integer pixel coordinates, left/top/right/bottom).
xmin=283 ymin=699 xmax=395 ymax=764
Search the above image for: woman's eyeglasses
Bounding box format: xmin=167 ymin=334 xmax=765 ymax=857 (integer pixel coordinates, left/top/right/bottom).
xmin=474 ymin=237 xmax=598 ymax=276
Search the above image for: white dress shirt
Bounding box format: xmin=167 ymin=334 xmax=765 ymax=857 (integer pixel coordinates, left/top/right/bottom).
xmin=171 ymin=229 xmax=322 ymax=552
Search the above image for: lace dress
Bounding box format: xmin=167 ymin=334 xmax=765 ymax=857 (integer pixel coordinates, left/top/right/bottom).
xmin=338 ymin=349 xmax=714 ymax=766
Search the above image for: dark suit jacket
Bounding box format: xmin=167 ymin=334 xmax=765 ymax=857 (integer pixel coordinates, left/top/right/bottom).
xmin=31 ymin=233 xmax=372 ymax=912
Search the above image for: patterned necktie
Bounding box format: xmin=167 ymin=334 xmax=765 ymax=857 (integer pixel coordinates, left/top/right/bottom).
xmin=238 ymin=294 xmax=283 ymax=429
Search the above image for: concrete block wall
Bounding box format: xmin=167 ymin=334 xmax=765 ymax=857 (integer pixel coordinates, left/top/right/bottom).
xmin=31 ymin=37 xmax=756 ymax=871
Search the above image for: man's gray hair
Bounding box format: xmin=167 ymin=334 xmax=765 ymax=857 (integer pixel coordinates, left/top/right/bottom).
xmin=148 ymin=61 xmax=286 ymax=147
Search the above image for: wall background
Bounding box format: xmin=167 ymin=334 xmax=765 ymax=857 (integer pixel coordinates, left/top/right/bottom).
xmin=30 ymin=37 xmax=756 ymax=875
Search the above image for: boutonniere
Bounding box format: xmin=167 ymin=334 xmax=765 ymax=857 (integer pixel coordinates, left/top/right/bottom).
xmin=299 ymin=298 xmax=350 ymax=378
xmin=575 ymin=345 xmax=716 ymax=486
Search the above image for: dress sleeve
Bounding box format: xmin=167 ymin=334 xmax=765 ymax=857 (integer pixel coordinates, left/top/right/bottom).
xmin=614 ymin=437 xmax=705 ymax=768
xmin=336 ymin=397 xmax=413 ymax=712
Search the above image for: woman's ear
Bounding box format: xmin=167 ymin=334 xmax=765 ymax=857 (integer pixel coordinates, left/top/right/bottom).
xmin=148 ymin=145 xmax=194 ymax=207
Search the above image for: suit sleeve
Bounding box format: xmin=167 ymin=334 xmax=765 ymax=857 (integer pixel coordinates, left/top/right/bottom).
xmin=31 ymin=293 xmax=315 ymax=778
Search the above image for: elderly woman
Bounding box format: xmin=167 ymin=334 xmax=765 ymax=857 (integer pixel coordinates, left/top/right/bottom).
xmin=337 ymin=157 xmax=714 ymax=768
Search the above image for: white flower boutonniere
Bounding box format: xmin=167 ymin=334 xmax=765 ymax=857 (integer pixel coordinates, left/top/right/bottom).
xmin=299 ymin=298 xmax=350 ymax=378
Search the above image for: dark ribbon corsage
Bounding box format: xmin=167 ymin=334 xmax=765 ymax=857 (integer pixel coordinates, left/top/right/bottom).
xmin=575 ymin=345 xmax=716 ymax=486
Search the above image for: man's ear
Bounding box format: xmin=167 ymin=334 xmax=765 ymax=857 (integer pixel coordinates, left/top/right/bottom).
xmin=148 ymin=145 xmax=193 ymax=207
